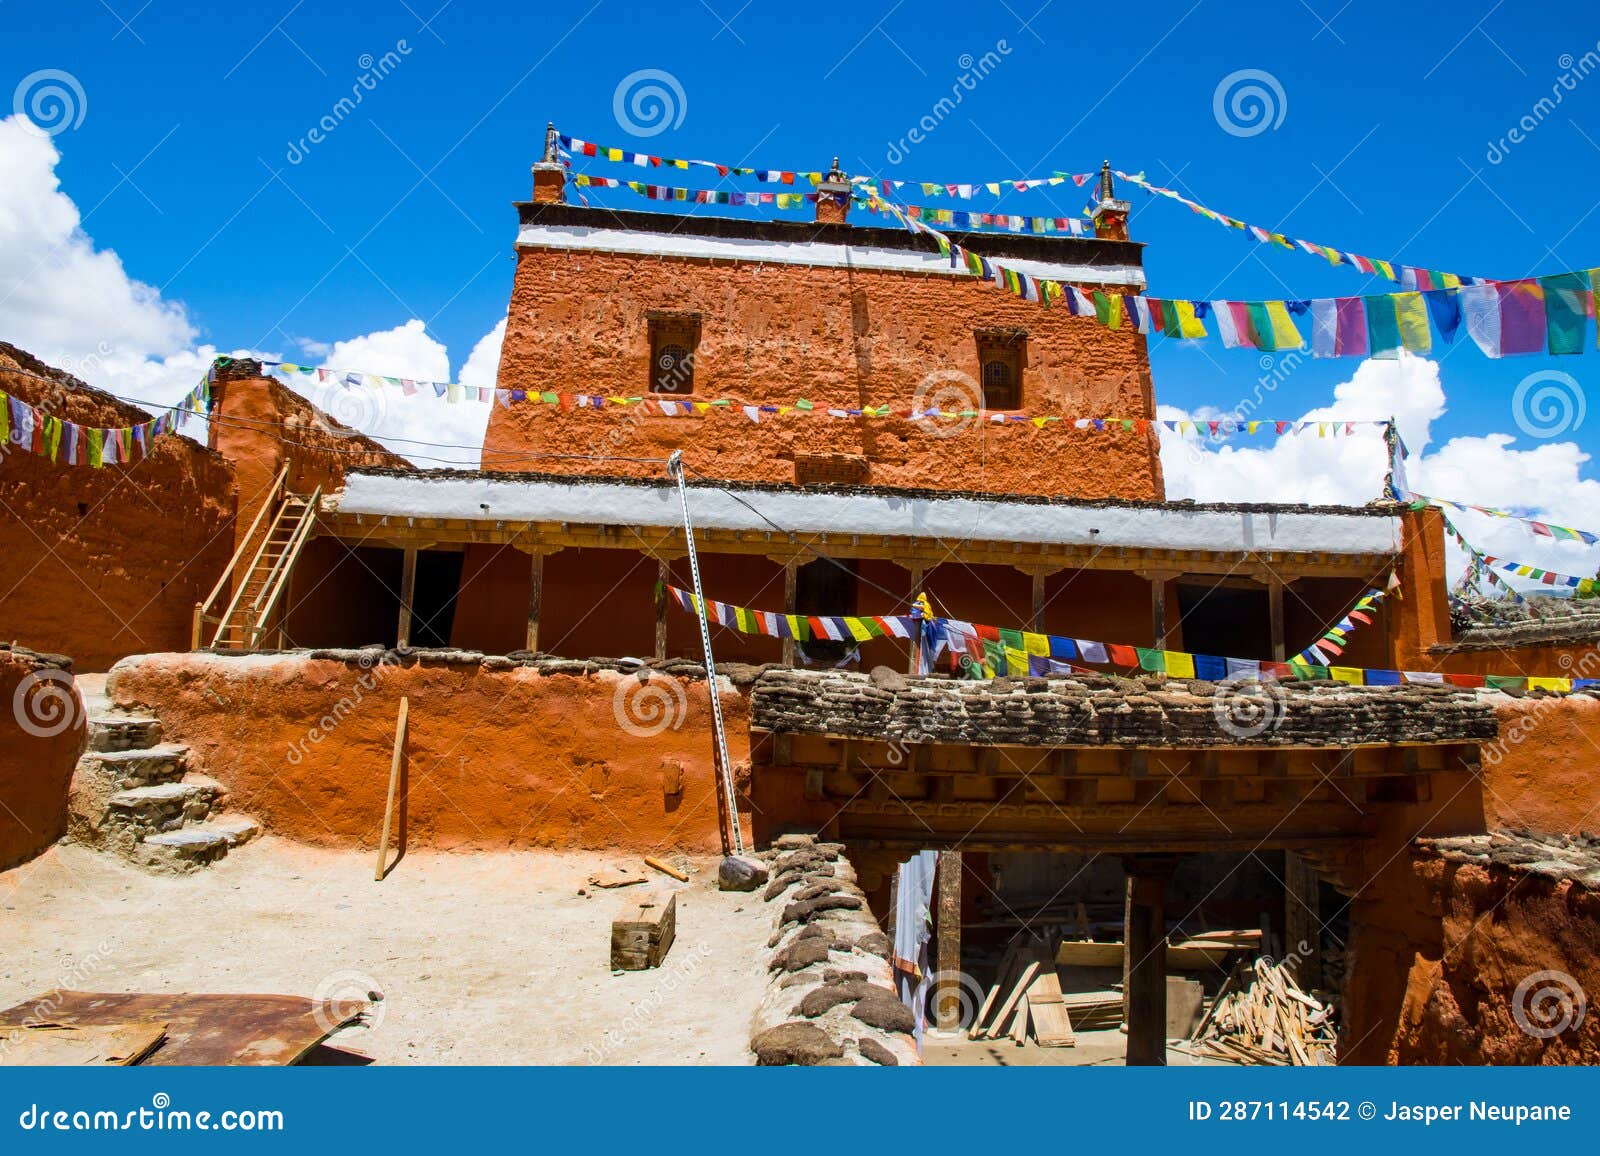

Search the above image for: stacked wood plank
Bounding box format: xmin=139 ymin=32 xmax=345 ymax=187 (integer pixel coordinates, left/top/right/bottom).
xmin=967 ymin=948 xmax=1124 ymax=1045
xmin=1190 ymin=957 xmax=1336 ymax=1066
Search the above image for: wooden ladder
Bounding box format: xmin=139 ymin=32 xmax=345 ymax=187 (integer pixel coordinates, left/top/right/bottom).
xmin=192 ymin=466 xmax=322 ymax=650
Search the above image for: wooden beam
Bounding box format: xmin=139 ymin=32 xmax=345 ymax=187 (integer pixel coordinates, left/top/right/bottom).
xmin=1030 ymin=570 xmax=1047 ymax=632
xmin=525 ymin=550 xmax=544 ymax=654
xmin=933 ymin=850 xmax=963 ymax=1031
xmin=396 ymin=547 xmax=418 ymax=648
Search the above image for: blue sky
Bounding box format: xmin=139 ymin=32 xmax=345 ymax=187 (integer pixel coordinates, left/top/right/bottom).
xmin=7 ymin=0 xmax=1600 ymax=576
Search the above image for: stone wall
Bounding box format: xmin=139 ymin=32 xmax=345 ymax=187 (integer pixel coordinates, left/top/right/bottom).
xmin=105 ymin=649 xmax=754 ymax=854
xmin=484 ymin=243 xmax=1163 ymax=499
xmin=0 ymin=345 xmax=236 ymax=669
xmin=0 ymin=644 xmax=85 ymax=870
xmin=750 ymin=666 xmax=1497 ymax=748
xmin=749 ymin=835 xmax=919 ymax=1066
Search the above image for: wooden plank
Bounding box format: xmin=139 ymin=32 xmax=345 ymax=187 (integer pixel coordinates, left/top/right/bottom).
xmin=374 ymin=697 xmax=408 ymax=882
xmin=1026 ymin=971 xmax=1077 ymax=1047
xmin=933 ymin=850 xmax=963 ymax=1031
xmin=1010 ymin=998 xmax=1029 ymax=1046
xmin=969 ymin=954 xmax=1016 ymax=1039
xmin=983 ymin=960 xmax=1040 ymax=1040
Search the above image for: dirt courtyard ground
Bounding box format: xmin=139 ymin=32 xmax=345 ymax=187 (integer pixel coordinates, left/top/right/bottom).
xmin=0 ymin=841 xmax=774 ymax=1065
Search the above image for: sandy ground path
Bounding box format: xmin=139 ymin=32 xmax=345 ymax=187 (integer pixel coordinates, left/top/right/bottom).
xmin=0 ymin=841 xmax=770 ymax=1065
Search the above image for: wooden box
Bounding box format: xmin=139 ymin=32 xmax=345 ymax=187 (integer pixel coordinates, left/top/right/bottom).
xmin=611 ymin=888 xmax=677 ymax=970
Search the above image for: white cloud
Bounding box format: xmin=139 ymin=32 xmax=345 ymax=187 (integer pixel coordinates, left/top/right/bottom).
xmin=0 ymin=114 xmax=500 ymax=468
xmin=1159 ymin=352 xmax=1600 ymax=594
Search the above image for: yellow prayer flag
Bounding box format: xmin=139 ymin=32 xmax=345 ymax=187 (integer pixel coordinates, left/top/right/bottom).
xmin=1395 ymin=292 xmax=1431 ymax=353
xmin=1023 ymin=633 xmax=1050 ymax=657
xmin=1528 ymin=677 xmax=1571 ymax=692
xmin=1173 ymin=299 xmax=1207 ymax=338
xmin=1330 ymin=667 xmax=1364 ymax=685
xmin=1264 ymin=300 xmax=1302 ymax=349
xmin=1163 ymin=651 xmax=1195 ymax=678
xmin=845 ymin=618 xmax=874 ymax=643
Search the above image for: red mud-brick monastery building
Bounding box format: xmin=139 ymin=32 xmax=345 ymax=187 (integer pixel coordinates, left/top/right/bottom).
xmin=3 ymin=132 xmax=1598 ymax=1066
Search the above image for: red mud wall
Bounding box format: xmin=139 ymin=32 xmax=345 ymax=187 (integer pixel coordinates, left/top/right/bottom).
xmin=1345 ymin=853 xmax=1600 ymax=1064
xmin=208 ymin=368 xmax=411 ymax=556
xmin=0 ymin=646 xmax=84 ymax=870
xmin=105 ymin=652 xmax=750 ymax=854
xmin=483 ymin=247 xmax=1164 ymax=499
xmin=0 ymin=346 xmax=235 ymax=669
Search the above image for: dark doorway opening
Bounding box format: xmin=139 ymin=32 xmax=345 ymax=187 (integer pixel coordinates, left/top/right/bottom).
xmin=1175 ymin=582 xmax=1271 ymax=661
xmin=411 ymin=550 xmax=464 ymax=649
xmin=796 ymin=557 xmax=858 ymax=665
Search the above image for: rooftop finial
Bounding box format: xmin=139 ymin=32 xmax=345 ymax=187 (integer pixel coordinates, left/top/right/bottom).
xmin=1097 ymin=159 xmax=1115 ymax=203
xmin=826 ymin=155 xmax=847 ymax=183
xmin=540 ymin=122 xmax=560 ymax=165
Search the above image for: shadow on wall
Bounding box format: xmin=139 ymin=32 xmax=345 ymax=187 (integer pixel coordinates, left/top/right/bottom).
xmin=0 ymin=645 xmax=85 ymax=870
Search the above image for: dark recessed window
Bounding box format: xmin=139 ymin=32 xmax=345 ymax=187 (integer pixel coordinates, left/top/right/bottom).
xmin=649 ymin=316 xmax=699 ymax=395
xmin=977 ymin=331 xmax=1025 ymax=409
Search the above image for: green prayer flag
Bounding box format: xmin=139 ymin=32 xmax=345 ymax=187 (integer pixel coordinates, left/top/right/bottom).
xmin=1135 ymin=647 xmax=1165 ymax=672
xmin=1540 ymin=272 xmax=1589 ymax=355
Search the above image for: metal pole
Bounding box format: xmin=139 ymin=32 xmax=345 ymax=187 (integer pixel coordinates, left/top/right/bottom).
xmin=667 ymin=451 xmax=744 ymax=855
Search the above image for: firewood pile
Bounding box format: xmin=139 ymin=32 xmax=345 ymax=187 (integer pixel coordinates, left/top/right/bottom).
xmin=1189 ymin=957 xmax=1336 ymax=1066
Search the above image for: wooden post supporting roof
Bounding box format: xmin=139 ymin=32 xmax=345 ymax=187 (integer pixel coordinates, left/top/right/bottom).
xmin=396 ymin=547 xmax=418 ymax=648
xmin=783 ymin=558 xmax=799 ymax=668
xmin=1123 ymin=854 xmax=1178 ymax=1066
xmin=525 ymin=550 xmax=544 ymax=654
xmin=1138 ymin=570 xmax=1183 ymax=650
xmin=1252 ymin=571 xmax=1291 ymax=662
xmin=655 ymin=557 xmax=671 ymax=661
xmin=1284 ymin=851 xmax=1322 ymax=989
xmin=933 ymin=850 xmax=963 ymax=1031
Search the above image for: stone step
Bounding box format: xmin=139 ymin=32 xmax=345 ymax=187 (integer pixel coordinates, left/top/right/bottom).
xmin=87 ymin=714 xmax=162 ymax=752
xmin=128 ymin=814 xmax=261 ymax=873
xmin=77 ymin=743 xmax=188 ymax=788
xmin=105 ymin=780 xmax=222 ymax=832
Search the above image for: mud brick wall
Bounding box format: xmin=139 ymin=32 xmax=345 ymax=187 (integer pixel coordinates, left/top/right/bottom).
xmin=0 ymin=345 xmax=236 ymax=669
xmin=1343 ymin=832 xmax=1600 ymax=1064
xmin=105 ymin=649 xmax=755 ymax=854
xmin=0 ymin=644 xmax=85 ymax=870
xmin=483 ymin=235 xmax=1163 ymax=498
xmin=749 ymin=667 xmax=1498 ymax=748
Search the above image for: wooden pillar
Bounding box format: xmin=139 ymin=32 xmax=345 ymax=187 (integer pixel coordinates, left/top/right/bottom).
xmin=655 ymin=557 xmax=670 ymax=661
xmin=1268 ymin=578 xmax=1286 ymax=662
xmin=1122 ymin=854 xmax=1178 ymax=1066
xmin=396 ymin=547 xmax=418 ymax=648
xmin=1138 ymin=570 xmax=1182 ymax=650
xmin=1029 ymin=570 xmax=1047 ymax=632
xmin=906 ymin=563 xmax=925 ymax=674
xmin=1284 ymin=851 xmax=1322 ymax=989
xmin=932 ymin=849 xmax=962 ymax=1031
xmin=525 ymin=550 xmax=544 ymax=654
xmin=782 ymin=558 xmax=799 ymax=668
